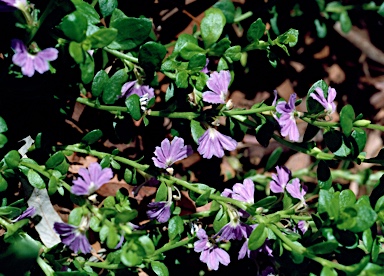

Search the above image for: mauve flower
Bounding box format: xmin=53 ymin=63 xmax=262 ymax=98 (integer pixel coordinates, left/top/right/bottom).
xmin=0 ymin=0 xmax=27 ymax=11
xmin=12 ymin=206 xmax=35 ymax=222
xmin=286 ymin=178 xmax=307 ymax=202
xmin=270 ymin=166 xmax=291 ymax=194
xmin=146 ymin=201 xmax=171 ymax=223
xmin=194 ymin=229 xmax=230 ymax=271
xmin=222 ymin=178 xmax=254 ymax=204
xmin=152 ymin=137 xmax=191 ymax=169
xmin=53 ymin=222 xmax=92 ymax=254
xmin=121 ymin=80 xmax=154 ymax=99
xmin=238 ymin=237 xmax=273 ymax=260
xmin=216 ymin=209 xmax=250 ymax=242
xmin=71 ymin=162 xmax=113 ymax=196
xmin=297 ymin=220 xmax=308 ymax=234
xmin=275 ymin=92 xmax=299 ymax=142
xmin=310 ymin=86 xmax=336 ymax=114
xmin=11 ymin=39 xmax=58 ymax=77
xmin=202 ymin=70 xmax=231 ymax=104
xmin=197 ymin=128 xmax=237 ymax=159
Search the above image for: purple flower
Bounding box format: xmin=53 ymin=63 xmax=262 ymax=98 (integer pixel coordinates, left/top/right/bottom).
xmin=121 ymin=80 xmax=155 ymax=99
xmin=261 ymin=266 xmax=276 ymax=276
xmin=286 ymin=178 xmax=307 ymax=202
xmin=202 ymin=70 xmax=231 ymax=104
xmin=275 ymin=92 xmax=300 ymax=142
xmin=197 ymin=128 xmax=237 ymax=159
xmin=71 ymin=162 xmax=113 ymax=196
xmin=270 ymin=166 xmax=291 ymax=194
xmin=238 ymin=237 xmax=273 ymax=260
xmin=297 ymin=220 xmax=308 ymax=234
xmin=194 ymin=229 xmax=230 ymax=271
xmin=310 ymin=86 xmax=336 ymax=114
xmin=152 ymin=137 xmax=191 ymax=169
xmin=0 ymin=0 xmax=27 ymax=11
xmin=222 ymin=178 xmax=254 ymax=204
xmin=216 ymin=209 xmax=250 ymax=241
xmin=146 ymin=201 xmax=172 ymax=223
xmin=12 ymin=206 xmax=35 ymax=222
xmin=53 ymin=222 xmax=92 ymax=254
xmin=11 ymin=39 xmax=58 ymax=77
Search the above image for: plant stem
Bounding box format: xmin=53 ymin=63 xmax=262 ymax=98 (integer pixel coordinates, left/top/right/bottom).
xmin=223 ymin=106 xmax=275 ymax=116
xmin=234 ymin=11 xmax=253 ymax=23
xmin=85 ymin=262 xmax=126 ymax=269
xmin=0 ymin=216 xmax=11 ymax=228
xmin=63 ymin=145 xmax=149 ymax=171
xmin=268 ymin=224 xmax=306 ymax=254
xmin=76 ymin=98 xmax=128 ymax=113
xmin=148 ymin=110 xmax=201 ymax=120
xmin=149 ymin=236 xmax=194 ymax=257
xmin=19 ymin=161 xmax=72 ymax=191
xmin=37 ymin=256 xmax=55 ymax=276
xmin=104 ymin=48 xmax=139 ymax=63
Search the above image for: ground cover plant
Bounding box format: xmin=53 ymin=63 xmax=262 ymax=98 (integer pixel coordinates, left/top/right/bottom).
xmin=1 ymin=0 xmax=384 ymax=275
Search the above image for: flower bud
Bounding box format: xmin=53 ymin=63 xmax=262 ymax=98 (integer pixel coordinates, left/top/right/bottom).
xmin=353 ymin=119 xmax=371 ymax=127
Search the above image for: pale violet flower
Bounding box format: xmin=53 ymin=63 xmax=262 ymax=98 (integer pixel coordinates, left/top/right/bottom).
xmin=286 ymin=178 xmax=307 ymax=202
xmin=222 ymin=178 xmax=254 ymax=204
xmin=0 ymin=0 xmax=27 ymax=11
xmin=11 ymin=39 xmax=58 ymax=77
xmin=310 ymin=86 xmax=337 ymax=114
xmin=194 ymin=229 xmax=230 ymax=271
xmin=297 ymin=220 xmax=309 ymax=234
xmin=53 ymin=222 xmax=92 ymax=254
xmin=152 ymin=137 xmax=191 ymax=169
xmin=12 ymin=206 xmax=35 ymax=222
xmin=202 ymin=70 xmax=231 ymax=104
xmin=270 ymin=166 xmax=291 ymax=194
xmin=71 ymin=162 xmax=113 ymax=196
xmin=274 ymin=92 xmax=300 ymax=142
xmin=146 ymin=201 xmax=172 ymax=223
xmin=197 ymin=128 xmax=237 ymax=159
xmin=121 ymin=80 xmax=154 ymax=99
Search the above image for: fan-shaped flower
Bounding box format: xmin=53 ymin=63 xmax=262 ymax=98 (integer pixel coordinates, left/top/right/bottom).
xmin=274 ymin=92 xmax=300 ymax=142
xmin=121 ymin=80 xmax=154 ymax=99
xmin=202 ymin=70 xmax=231 ymax=104
xmin=146 ymin=201 xmax=172 ymax=223
xmin=152 ymin=137 xmax=191 ymax=169
xmin=71 ymin=162 xmax=113 ymax=196
xmin=53 ymin=222 xmax=92 ymax=254
xmin=310 ymin=86 xmax=336 ymax=114
xmin=11 ymin=39 xmax=58 ymax=77
xmin=197 ymin=128 xmax=237 ymax=159
xmin=270 ymin=166 xmax=291 ymax=194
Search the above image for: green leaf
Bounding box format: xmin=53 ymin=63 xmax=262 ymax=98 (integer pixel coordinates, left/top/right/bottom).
xmin=109 ymin=15 xmax=152 ymax=50
xmin=102 ymin=69 xmax=128 ymax=104
xmin=201 ymin=8 xmax=226 ymax=48
xmin=379 ymin=2 xmax=384 ymax=17
xmin=68 ymin=207 xmax=83 ymax=226
xmin=125 ymin=94 xmax=142 ymax=121
xmin=27 ymin=170 xmax=45 ymax=189
xmin=4 ymin=150 xmax=20 ymax=169
xmin=340 ymin=104 xmax=355 ymax=136
xmin=247 ymin=18 xmax=266 ymax=42
xmin=317 ymin=160 xmax=332 ymax=190
xmin=213 ymin=207 xmax=229 ymax=233
xmin=0 ymin=206 xmax=20 ymax=217
xmin=362 ymin=228 xmax=373 ymax=252
xmin=195 ymin=189 xmax=211 ymax=207
xmin=47 ymin=175 xmax=58 ymax=195
xmin=99 ymin=0 xmax=118 ymax=18
xmin=194 ymin=72 xmax=209 ymax=91
xmin=88 ymin=28 xmax=118 ymax=48
xmin=190 ymin=120 xmax=205 ymax=144
xmin=174 ymin=34 xmax=198 ymax=53
xmin=168 ymin=216 xmax=184 ymax=240
xmin=90 ymin=216 xmax=101 ymax=232
xmin=151 ymin=261 xmax=169 ymax=276
xmin=92 ymin=70 xmax=109 ymax=97
xmin=0 ymin=116 xmax=8 ymax=133
xmin=106 ymin=226 xmax=119 ymax=249
xmin=265 ymin=147 xmax=283 ymax=172
xmin=115 ymin=210 xmax=138 ymax=224
xmin=213 ymin=0 xmax=235 ymax=24
xmin=0 ymin=134 xmax=7 ymax=148
xmin=80 ymin=52 xmax=95 ymax=84
xmin=124 ymin=168 xmax=133 ymax=183
xmin=277 ymin=28 xmax=299 ymax=47
xmin=224 ymin=45 xmax=242 ymax=61
xmin=320 ymin=267 xmax=337 ymax=276
xmin=60 ymin=11 xmax=87 ymax=42
xmin=139 ymin=42 xmax=167 ymax=75
xmin=165 ymin=83 xmax=174 ymax=102
xmin=248 ymin=223 xmax=267 ymax=250
xmin=318 ymin=189 xmax=339 ymax=219
xmin=0 ymin=174 xmax=8 ymax=192
xmin=69 ymin=41 xmax=85 ymax=64
xmin=72 ymin=0 xmax=100 ymax=24
xmin=208 ymin=38 xmax=231 ymax=56
xmin=45 ymin=151 xmax=65 ymax=169
xmin=307 ymin=241 xmax=338 ymax=255
xmin=155 ymin=182 xmax=168 ymax=202
xmin=324 ymin=130 xmax=351 ymax=157
xmin=351 ymin=127 xmax=366 ymax=153
xmin=188 ymin=53 xmax=207 ymax=71
xmin=339 ymin=189 xmax=356 ymax=209
xmin=82 ymin=129 xmax=103 ymax=144
xmin=255 ymin=118 xmax=275 ymax=147
xmin=175 ymin=71 xmax=189 ymax=88
xmin=179 ymin=42 xmax=206 ymax=60
xmin=349 ymin=196 xmax=377 ymax=233
xmin=340 ymin=11 xmax=352 ymax=33
xmin=138 ymin=235 xmax=155 ymax=255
